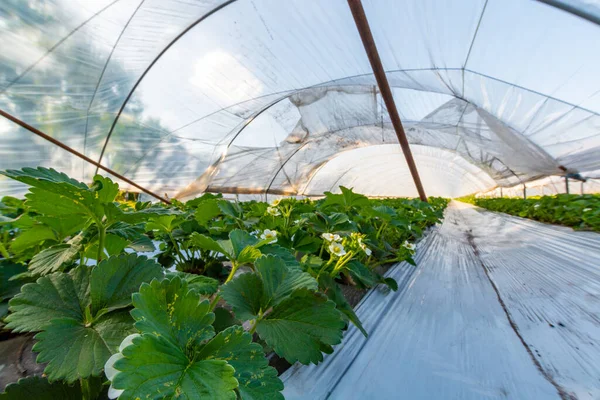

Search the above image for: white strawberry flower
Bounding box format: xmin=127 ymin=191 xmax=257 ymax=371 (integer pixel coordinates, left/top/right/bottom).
xmin=270 ymin=198 xmax=281 ymax=207
xmin=260 ymin=229 xmax=278 ymax=243
xmin=321 ymin=232 xmax=336 ymax=242
xmin=360 ymin=242 xmax=372 ymax=256
xmin=105 ymin=333 xmax=140 ymax=399
xmin=403 ymin=241 xmax=416 ymax=251
xmin=328 ymin=242 xmax=346 ymax=257
xmin=266 ymin=206 xmax=281 ymax=216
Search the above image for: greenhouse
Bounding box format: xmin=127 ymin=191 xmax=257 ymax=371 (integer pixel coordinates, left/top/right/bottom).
xmin=0 ymin=0 xmax=599 ymax=399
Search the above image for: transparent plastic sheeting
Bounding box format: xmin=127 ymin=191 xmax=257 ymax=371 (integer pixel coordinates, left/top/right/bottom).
xmin=282 ymin=202 xmax=600 ymax=399
xmin=480 ymin=175 xmax=600 ymax=198
xmin=1 ymin=0 xmax=600 ymax=199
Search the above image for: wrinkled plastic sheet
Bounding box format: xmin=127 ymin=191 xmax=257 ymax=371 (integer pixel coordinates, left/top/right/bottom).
xmin=2 ymin=1 xmax=600 ymax=199
xmin=282 ymin=201 xmax=600 ymax=399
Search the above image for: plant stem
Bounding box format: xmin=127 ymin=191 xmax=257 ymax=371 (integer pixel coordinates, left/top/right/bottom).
xmin=208 ymin=293 xmax=221 ymax=311
xmin=248 ymin=319 xmax=258 ymax=334
xmin=224 ymin=261 xmax=239 ymax=283
xmin=330 ymin=251 xmax=354 ymax=277
xmin=0 ymin=241 xmax=9 ymax=259
xmin=376 ymin=221 xmax=386 ymax=240
xmin=168 ymin=233 xmax=187 ymax=266
xmin=96 ymin=223 xmax=105 ymax=262
xmin=80 ymin=378 xmax=92 ymax=400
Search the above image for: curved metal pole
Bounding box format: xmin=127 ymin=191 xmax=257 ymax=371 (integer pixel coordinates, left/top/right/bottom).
xmin=0 ymin=109 xmax=170 ymax=204
xmin=263 ymin=142 xmax=310 ymax=201
xmin=347 ymin=0 xmax=427 ymax=202
xmin=537 ymin=0 xmax=600 ymax=26
xmin=95 ymin=0 xmax=238 ymax=174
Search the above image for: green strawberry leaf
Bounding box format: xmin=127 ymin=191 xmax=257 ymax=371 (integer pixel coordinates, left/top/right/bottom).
xmin=145 ymin=215 xmax=180 ymax=234
xmin=6 ymin=254 xmax=162 ymax=382
xmin=189 ymin=232 xmax=229 ymax=256
xmin=346 ymin=260 xmax=378 ymax=288
xmin=319 ymin=274 xmax=367 ymax=337
xmin=109 ymin=277 xmax=282 ymax=400
xmin=25 ymin=187 xmax=98 ymax=219
xmin=222 ymin=255 xmax=317 ymax=321
xmin=2 ymin=168 xmax=102 ymax=222
xmin=198 ymin=326 xmax=284 ymax=400
xmin=131 ymin=278 xmax=215 ymax=349
xmin=90 ymin=253 xmax=163 ymax=315
xmin=37 ymin=215 xmax=87 ymax=239
xmin=258 ymin=244 xmax=300 ymax=268
xmin=112 ymin=334 xmax=238 ymax=400
xmin=221 ymin=272 xmax=264 ymax=321
xmin=229 ymin=229 xmax=259 ymax=258
xmin=218 ymin=200 xmax=243 ymax=219
xmin=255 ymin=255 xmax=317 ymax=308
xmin=0 ymin=167 xmax=88 ymax=191
xmin=105 ymin=203 xmax=180 ymax=225
xmin=6 ymin=266 xmax=90 ymax=333
xmin=195 ymin=199 xmax=221 ymax=225
xmin=33 ymin=310 xmax=133 ymax=382
xmin=256 ymin=289 xmax=345 ymax=365
xmin=0 ymin=376 xmax=83 ymax=399
xmin=127 ymin=235 xmax=156 ymax=252
xmin=28 ymin=242 xmax=81 ymax=276
xmin=221 ymin=256 xmax=337 ymax=364
xmin=9 ymin=225 xmax=57 ymax=254
xmin=106 ymin=221 xmax=145 ymax=241
xmin=212 ymin=307 xmax=240 ymax=333
xmin=92 ymin=175 xmax=119 ymax=203
xmin=164 ymin=271 xmax=219 ymax=295
xmin=0 ymin=260 xmax=30 ymax=301
xmin=237 ymin=245 xmax=262 ymax=265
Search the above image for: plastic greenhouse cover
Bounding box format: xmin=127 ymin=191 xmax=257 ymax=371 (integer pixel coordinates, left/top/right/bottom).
xmin=1 ymin=0 xmax=599 ymax=199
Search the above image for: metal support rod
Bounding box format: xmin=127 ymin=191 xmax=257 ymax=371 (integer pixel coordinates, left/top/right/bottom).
xmin=347 ymin=0 xmax=428 ymax=202
xmin=523 ymin=184 xmax=527 ymax=199
xmin=500 ymin=187 xmax=503 ymax=198
xmin=565 ymin=176 xmax=569 ymax=194
xmin=0 ymin=109 xmax=171 ymax=204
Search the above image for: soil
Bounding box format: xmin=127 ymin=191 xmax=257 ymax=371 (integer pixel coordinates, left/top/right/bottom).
xmin=0 ymin=334 xmax=45 ymax=390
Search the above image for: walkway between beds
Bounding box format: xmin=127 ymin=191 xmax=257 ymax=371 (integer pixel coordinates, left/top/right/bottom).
xmin=282 ymin=201 xmax=600 ymax=399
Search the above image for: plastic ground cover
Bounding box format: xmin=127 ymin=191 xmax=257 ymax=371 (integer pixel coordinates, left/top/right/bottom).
xmin=282 ymin=201 xmax=600 ymax=399
xmin=1 ymin=1 xmax=600 ymax=199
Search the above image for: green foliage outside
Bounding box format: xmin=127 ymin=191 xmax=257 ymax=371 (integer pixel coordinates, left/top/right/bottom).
xmin=0 ymin=167 xmax=447 ymax=399
xmin=457 ymin=194 xmax=599 ymax=231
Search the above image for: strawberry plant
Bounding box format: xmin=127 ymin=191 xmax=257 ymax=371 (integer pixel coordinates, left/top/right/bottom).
xmin=0 ymin=167 xmax=447 ymax=398
xmin=460 ymin=194 xmax=599 ymax=231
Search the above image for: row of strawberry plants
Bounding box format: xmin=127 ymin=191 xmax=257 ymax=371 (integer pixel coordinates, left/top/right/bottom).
xmin=458 ymin=194 xmax=599 ymax=231
xmin=0 ymin=167 xmax=447 ymax=399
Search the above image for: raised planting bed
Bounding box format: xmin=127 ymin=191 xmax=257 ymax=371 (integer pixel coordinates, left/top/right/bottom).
xmin=457 ymin=194 xmax=600 ymax=231
xmin=0 ymin=167 xmax=447 ymax=398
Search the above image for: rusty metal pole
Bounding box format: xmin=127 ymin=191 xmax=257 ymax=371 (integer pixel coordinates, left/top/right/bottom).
xmin=347 ymin=0 xmax=428 ymax=202
xmin=0 ymin=109 xmax=171 ymax=204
